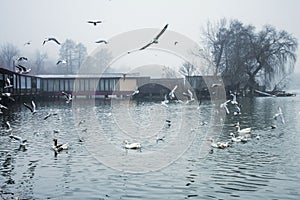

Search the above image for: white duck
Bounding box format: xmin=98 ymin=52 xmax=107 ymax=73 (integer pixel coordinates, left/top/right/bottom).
xmin=52 ymin=138 xmax=68 ymax=152
xmin=235 ymin=122 xmax=251 ymax=135
xmin=208 ymin=138 xmax=230 ymax=149
xmin=123 ymin=140 xmax=141 ymax=150
xmin=229 ymin=132 xmax=248 ymax=143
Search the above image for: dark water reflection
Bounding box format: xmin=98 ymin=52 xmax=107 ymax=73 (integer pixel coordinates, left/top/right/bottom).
xmin=1 ymin=96 xmax=300 ymax=199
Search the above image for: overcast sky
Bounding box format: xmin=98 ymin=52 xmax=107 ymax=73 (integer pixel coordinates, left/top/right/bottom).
xmin=1 ymin=0 xmax=300 ymax=74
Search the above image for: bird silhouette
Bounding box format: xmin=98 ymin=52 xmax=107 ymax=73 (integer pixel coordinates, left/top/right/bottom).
xmin=43 ymin=37 xmax=61 ymax=45
xmin=87 ymin=20 xmax=102 ymax=26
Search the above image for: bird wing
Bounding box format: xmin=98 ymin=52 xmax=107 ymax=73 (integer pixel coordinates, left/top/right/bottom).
xmin=171 ymin=85 xmax=178 ymax=93
xmin=154 ymin=24 xmax=168 ymax=40
xmin=139 ymin=41 xmax=154 ymax=50
xmin=6 ymin=78 xmax=11 ymax=85
xmin=187 ymin=89 xmax=193 ymax=99
xmin=49 ymin=38 xmax=61 ymax=45
xmin=23 ymin=103 xmax=33 ymax=112
xmin=17 ymin=64 xmax=27 ymax=71
xmin=31 ymin=101 xmax=36 ymax=111
xmin=5 ymin=121 xmax=11 ymax=129
xmin=56 ymin=60 xmax=62 ymax=65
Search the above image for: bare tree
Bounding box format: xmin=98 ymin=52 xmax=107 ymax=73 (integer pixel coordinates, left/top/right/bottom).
xmin=179 ymin=62 xmax=196 ymax=77
xmin=74 ymin=43 xmax=87 ymax=69
xmin=162 ymin=66 xmax=177 ymax=78
xmin=33 ymin=50 xmax=48 ymax=74
xmin=0 ymin=43 xmax=19 ymax=70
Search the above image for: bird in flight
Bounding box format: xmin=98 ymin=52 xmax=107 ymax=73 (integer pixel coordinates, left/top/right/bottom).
xmin=43 ymin=37 xmax=61 ymax=45
xmin=15 ymin=64 xmax=31 ymax=74
xmin=95 ymin=40 xmax=108 ymax=44
xmin=17 ymin=56 xmax=28 ymax=61
xmin=4 ymin=77 xmax=13 ymax=89
xmin=87 ymin=20 xmax=102 ymax=26
xmin=23 ymin=100 xmax=37 ymax=114
xmin=24 ymin=41 xmax=31 ymax=46
xmin=56 ymin=60 xmax=67 ymax=65
xmin=128 ymin=24 xmax=169 ymax=53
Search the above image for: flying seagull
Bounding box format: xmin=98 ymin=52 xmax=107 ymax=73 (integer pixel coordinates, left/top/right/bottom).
xmin=23 ymin=100 xmax=36 ymax=114
xmin=95 ymin=40 xmax=108 ymax=44
xmin=220 ymin=100 xmax=231 ymax=115
xmin=0 ymin=103 xmax=8 ymax=114
xmin=5 ymin=121 xmax=12 ymax=132
xmin=62 ymin=91 xmax=72 ymax=103
xmin=56 ymin=60 xmax=67 ymax=65
xmin=24 ymin=41 xmax=31 ymax=46
xmin=87 ymin=20 xmax=102 ymax=26
xmin=44 ymin=113 xmax=52 ymax=120
xmin=183 ymin=89 xmax=195 ymax=104
xmin=4 ymin=77 xmax=13 ymax=89
xmin=273 ymin=106 xmax=285 ymax=124
xmin=128 ymin=24 xmax=168 ymax=53
xmin=17 ymin=56 xmax=28 ymax=61
xmin=43 ymin=37 xmax=61 ymax=45
xmin=15 ymin=64 xmax=31 ymax=74
xmin=169 ymin=85 xmax=177 ymax=100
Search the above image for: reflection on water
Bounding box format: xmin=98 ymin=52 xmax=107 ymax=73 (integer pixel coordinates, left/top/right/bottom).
xmin=1 ymin=96 xmax=300 ymax=199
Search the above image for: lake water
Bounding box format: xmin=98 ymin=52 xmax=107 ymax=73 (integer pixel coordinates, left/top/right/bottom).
xmin=1 ymin=94 xmax=300 ymax=199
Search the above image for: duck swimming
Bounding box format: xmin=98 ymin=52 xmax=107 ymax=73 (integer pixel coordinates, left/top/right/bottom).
xmin=52 ymin=138 xmax=68 ymax=152
xmin=123 ymin=140 xmax=141 ymax=150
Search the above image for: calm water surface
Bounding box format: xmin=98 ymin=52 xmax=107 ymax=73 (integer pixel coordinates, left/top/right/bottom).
xmin=1 ymin=95 xmax=300 ymax=199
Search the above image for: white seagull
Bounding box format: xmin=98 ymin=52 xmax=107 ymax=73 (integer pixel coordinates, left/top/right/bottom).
xmin=23 ymin=100 xmax=36 ymax=114
xmin=220 ymin=100 xmax=231 ymax=115
xmin=43 ymin=37 xmax=61 ymax=45
xmin=4 ymin=77 xmax=13 ymax=89
xmin=9 ymin=133 xmax=27 ymax=150
xmin=0 ymin=103 xmax=8 ymax=114
xmin=15 ymin=64 xmax=31 ymax=74
xmin=56 ymin=60 xmax=67 ymax=65
xmin=52 ymin=138 xmax=68 ymax=153
xmin=183 ymin=89 xmax=195 ymax=104
xmin=123 ymin=140 xmax=141 ymax=150
xmin=62 ymin=91 xmax=72 ymax=103
xmin=161 ymin=94 xmax=169 ymax=107
xmin=5 ymin=121 xmax=12 ymax=132
xmin=273 ymin=106 xmax=285 ymax=124
xmin=169 ymin=85 xmax=178 ymax=100
xmin=128 ymin=24 xmax=168 ymax=53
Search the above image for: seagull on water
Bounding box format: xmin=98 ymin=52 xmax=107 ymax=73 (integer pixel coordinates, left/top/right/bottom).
xmin=52 ymin=138 xmax=68 ymax=153
xmin=95 ymin=40 xmax=108 ymax=44
xmin=273 ymin=106 xmax=285 ymax=124
xmin=235 ymin=122 xmax=251 ymax=136
xmin=4 ymin=77 xmax=13 ymax=89
xmin=43 ymin=37 xmax=61 ymax=45
xmin=169 ymin=85 xmax=177 ymax=100
xmin=207 ymin=138 xmax=230 ymax=149
xmin=87 ymin=20 xmax=102 ymax=26
xmin=128 ymin=24 xmax=168 ymax=53
xmin=23 ymin=100 xmax=36 ymax=114
xmin=123 ymin=140 xmax=141 ymax=150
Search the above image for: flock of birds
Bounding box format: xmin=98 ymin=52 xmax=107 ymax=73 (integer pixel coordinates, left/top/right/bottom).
xmin=207 ymin=91 xmax=286 ymax=150
xmin=1 ymin=86 xmax=74 ymax=154
xmin=19 ymin=22 xmax=173 ymax=71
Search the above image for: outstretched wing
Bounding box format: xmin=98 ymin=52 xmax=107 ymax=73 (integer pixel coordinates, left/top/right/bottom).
xmin=49 ymin=38 xmax=61 ymax=45
xmin=154 ymin=24 xmax=168 ymax=40
xmin=139 ymin=41 xmax=154 ymax=50
xmin=23 ymin=103 xmax=33 ymax=112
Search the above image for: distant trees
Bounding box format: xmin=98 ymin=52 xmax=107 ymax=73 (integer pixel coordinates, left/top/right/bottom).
xmin=179 ymin=62 xmax=196 ymax=77
xmin=59 ymin=39 xmax=87 ymax=74
xmin=80 ymin=48 xmax=112 ymax=74
xmin=0 ymin=43 xmax=19 ymax=70
xmin=33 ymin=51 xmax=48 ymax=74
xmin=198 ymin=19 xmax=298 ymax=92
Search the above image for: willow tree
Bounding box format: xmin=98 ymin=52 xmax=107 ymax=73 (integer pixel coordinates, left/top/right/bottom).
xmin=246 ymin=25 xmax=298 ymax=91
xmin=200 ymin=19 xmax=298 ymax=93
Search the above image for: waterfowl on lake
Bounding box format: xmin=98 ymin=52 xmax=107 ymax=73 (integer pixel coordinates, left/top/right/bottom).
xmin=123 ymin=140 xmax=141 ymax=149
xmin=52 ymin=138 xmax=68 ymax=152
xmin=235 ymin=122 xmax=251 ymax=135
xmin=208 ymin=138 xmax=230 ymax=149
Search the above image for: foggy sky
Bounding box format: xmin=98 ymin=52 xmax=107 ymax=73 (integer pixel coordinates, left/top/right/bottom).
xmin=1 ymin=0 xmax=300 ymax=73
